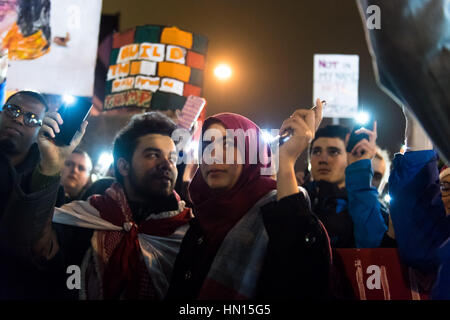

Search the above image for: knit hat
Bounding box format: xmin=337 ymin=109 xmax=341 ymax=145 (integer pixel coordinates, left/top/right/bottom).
xmin=440 ymin=165 xmax=450 ymax=180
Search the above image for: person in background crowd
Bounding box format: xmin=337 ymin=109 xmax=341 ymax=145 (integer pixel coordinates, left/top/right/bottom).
xmin=166 ymin=99 xmax=332 ymax=300
xmin=60 ymin=148 xmax=92 ymax=202
xmin=305 ymin=124 xmax=394 ymax=248
xmin=372 ymin=147 xmax=395 ymax=240
xmin=388 ymin=107 xmax=449 ymax=299
xmin=372 ymin=147 xmax=391 ymax=194
xmin=439 ymin=166 xmax=450 ymax=216
xmin=1 ymin=112 xmax=192 ymax=300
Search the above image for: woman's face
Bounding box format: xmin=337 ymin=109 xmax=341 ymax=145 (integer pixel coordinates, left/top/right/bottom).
xmin=200 ymin=122 xmax=243 ymax=193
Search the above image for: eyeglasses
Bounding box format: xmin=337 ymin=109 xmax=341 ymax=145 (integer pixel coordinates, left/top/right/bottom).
xmin=2 ymin=103 xmax=43 ymax=127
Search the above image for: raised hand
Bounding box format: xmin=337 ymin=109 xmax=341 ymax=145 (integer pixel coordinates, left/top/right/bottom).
xmin=276 ymin=98 xmax=324 ymax=200
xmin=347 ymin=121 xmax=377 ymax=165
xmin=278 ymin=98 xmax=324 ymax=166
xmin=37 ymin=111 xmax=88 ymax=176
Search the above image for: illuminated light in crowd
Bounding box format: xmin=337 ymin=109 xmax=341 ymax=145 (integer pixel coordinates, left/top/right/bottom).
xmin=63 ymin=94 xmax=75 ymax=105
xmin=384 ymin=194 xmax=392 ymax=203
xmin=260 ymin=129 xmax=274 ymax=144
xmin=355 ymin=111 xmax=370 ymax=125
xmin=96 ymin=151 xmax=114 ymax=176
xmin=214 ymin=64 xmax=232 ymax=80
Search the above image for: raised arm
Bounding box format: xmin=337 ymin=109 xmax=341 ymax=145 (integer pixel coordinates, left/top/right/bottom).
xmin=0 ymin=112 xmax=88 ymax=263
xmin=276 ymin=98 xmax=323 ymax=200
xmin=389 ymin=107 xmax=449 ymax=272
xmin=345 ymin=122 xmax=389 ymax=248
xmin=257 ymin=99 xmax=331 ymax=299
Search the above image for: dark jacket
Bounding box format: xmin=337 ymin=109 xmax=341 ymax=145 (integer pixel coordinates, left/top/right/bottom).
xmin=304 ymin=180 xmax=355 ymax=248
xmin=0 ymin=144 xmax=72 ymax=299
xmin=0 ymin=143 xmax=40 ymax=219
xmin=305 ymin=160 xmax=394 ymax=249
xmin=166 ymin=192 xmax=332 ymax=300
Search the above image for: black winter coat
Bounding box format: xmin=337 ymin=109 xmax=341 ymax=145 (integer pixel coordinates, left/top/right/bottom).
xmin=166 ymin=192 xmax=332 ymax=300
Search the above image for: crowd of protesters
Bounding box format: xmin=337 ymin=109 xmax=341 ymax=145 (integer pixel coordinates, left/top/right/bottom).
xmin=0 ymin=89 xmax=448 ymax=300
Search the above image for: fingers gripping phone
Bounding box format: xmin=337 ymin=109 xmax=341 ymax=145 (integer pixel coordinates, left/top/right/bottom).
xmin=54 ymin=97 xmax=92 ymax=146
xmin=346 ymin=121 xmax=374 ymax=153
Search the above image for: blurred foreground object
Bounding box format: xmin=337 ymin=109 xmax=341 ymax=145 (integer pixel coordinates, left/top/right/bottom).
xmin=357 ymin=0 xmax=450 ymax=162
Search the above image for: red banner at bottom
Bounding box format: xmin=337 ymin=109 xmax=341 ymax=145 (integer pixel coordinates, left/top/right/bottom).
xmin=333 ymin=248 xmax=433 ymax=300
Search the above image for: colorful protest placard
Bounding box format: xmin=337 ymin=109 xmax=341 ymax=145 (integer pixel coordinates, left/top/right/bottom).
xmin=1 ymin=0 xmax=102 ymax=97
xmin=104 ymin=25 xmax=208 ymax=111
xmin=313 ymin=54 xmax=359 ymax=118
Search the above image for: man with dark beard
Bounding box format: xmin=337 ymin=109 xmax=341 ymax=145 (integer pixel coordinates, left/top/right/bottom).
xmin=1 ymin=111 xmax=192 ymax=299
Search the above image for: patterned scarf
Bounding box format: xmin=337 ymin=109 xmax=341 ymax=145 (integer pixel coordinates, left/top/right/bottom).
xmin=53 ymin=183 xmax=191 ymax=299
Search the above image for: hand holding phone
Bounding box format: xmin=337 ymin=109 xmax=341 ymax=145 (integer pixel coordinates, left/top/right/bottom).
xmin=54 ymin=97 xmax=92 ymax=146
xmin=276 ymin=100 xmax=326 ymax=146
xmin=346 ymin=121 xmax=378 ymax=165
xmin=37 ymin=111 xmax=88 ymax=176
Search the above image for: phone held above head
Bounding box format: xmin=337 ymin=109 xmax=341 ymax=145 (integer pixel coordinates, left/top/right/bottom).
xmin=346 ymin=118 xmax=374 ymax=153
xmin=54 ymin=97 xmax=92 ymax=146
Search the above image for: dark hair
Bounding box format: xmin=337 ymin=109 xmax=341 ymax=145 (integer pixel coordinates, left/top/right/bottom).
xmin=6 ymin=90 xmax=49 ymax=111
xmin=113 ymin=112 xmax=177 ymax=184
xmin=309 ymin=125 xmax=350 ymax=154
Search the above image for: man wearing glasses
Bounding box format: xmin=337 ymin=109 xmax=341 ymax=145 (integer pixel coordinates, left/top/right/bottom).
xmin=0 ymin=90 xmax=48 ymax=299
xmin=0 ymin=90 xmax=47 ymax=213
xmin=0 ymin=91 xmax=46 ymax=166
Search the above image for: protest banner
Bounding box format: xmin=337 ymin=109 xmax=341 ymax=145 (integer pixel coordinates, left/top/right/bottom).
xmin=104 ymin=25 xmax=208 ymax=112
xmin=333 ymin=248 xmax=431 ymax=300
xmin=313 ymin=54 xmax=359 ymax=118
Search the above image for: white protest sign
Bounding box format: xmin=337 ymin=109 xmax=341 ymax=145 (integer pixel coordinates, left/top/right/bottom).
xmin=313 ymin=54 xmax=359 ymax=118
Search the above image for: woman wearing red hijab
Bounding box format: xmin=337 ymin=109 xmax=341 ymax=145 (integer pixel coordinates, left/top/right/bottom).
xmin=166 ymin=99 xmax=331 ymax=299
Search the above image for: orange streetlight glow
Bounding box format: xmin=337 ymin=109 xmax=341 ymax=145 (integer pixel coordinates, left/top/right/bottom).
xmin=214 ymin=64 xmax=232 ymax=80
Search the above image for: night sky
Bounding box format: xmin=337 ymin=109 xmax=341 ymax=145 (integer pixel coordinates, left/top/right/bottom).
xmin=102 ymin=0 xmax=406 ymax=168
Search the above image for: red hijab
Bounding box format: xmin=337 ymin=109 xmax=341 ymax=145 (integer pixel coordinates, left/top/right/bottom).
xmin=189 ymin=113 xmax=277 ymax=252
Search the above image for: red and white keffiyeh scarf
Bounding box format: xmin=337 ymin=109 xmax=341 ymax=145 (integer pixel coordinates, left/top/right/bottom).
xmin=53 ymin=183 xmax=192 ymax=300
